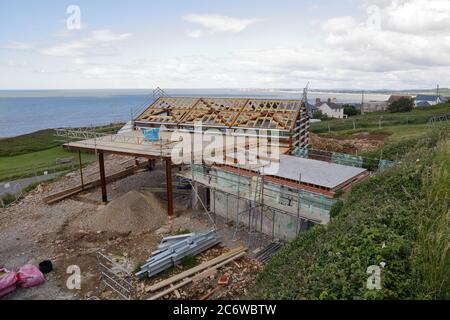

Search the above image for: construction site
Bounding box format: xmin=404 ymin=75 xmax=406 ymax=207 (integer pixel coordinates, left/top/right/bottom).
xmin=0 ymin=90 xmax=394 ymax=300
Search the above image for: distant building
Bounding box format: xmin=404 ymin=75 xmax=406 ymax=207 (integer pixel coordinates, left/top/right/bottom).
xmin=305 ymin=101 xmax=317 ymax=118
xmin=315 ymin=98 xmax=346 ymax=119
xmin=362 ymin=101 xmax=388 ymax=113
xmin=415 ymin=95 xmax=447 ymax=107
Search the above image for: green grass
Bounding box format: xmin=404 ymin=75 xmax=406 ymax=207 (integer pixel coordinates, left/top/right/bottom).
xmin=0 ymin=146 xmax=97 ymax=182
xmin=0 ymin=124 xmax=123 ymax=182
xmin=0 ymin=129 xmax=61 ymax=157
xmin=181 ymin=255 xmax=198 ymax=269
xmin=251 ymin=128 xmax=450 ymax=300
xmin=311 ymin=103 xmax=450 ymax=135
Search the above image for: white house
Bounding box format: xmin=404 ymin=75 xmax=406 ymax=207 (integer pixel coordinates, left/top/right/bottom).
xmin=315 ymin=98 xmax=346 ymax=119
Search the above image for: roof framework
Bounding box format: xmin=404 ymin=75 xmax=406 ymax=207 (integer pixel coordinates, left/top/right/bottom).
xmin=135 ymin=97 xmax=305 ymax=132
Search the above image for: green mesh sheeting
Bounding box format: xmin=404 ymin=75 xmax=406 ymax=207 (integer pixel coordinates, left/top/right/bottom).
xmin=331 ymin=152 xmax=364 ymax=168
xmin=294 ymin=148 xmax=309 ymax=159
xmin=294 ymin=148 xmax=395 ymax=171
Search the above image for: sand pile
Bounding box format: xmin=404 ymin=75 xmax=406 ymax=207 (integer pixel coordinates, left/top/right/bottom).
xmin=86 ymin=191 xmax=167 ymax=234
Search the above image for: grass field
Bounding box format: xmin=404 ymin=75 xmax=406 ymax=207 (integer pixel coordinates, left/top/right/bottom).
xmin=0 ymin=129 xmax=61 ymax=157
xmin=0 ymin=125 xmax=123 ymax=182
xmin=0 ymin=146 xmax=97 ymax=182
xmin=311 ymin=103 xmax=450 ymax=136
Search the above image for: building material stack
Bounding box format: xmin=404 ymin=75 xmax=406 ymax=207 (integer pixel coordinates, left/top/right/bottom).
xmin=135 ymin=230 xmax=221 ymax=279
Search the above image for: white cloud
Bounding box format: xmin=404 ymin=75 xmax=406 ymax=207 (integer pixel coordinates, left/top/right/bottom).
xmin=3 ymin=42 xmax=34 ymax=50
xmin=183 ymin=14 xmax=262 ymax=37
xmin=40 ymin=29 xmax=132 ymax=57
xmin=88 ymin=29 xmax=132 ymax=42
xmin=2 ymin=0 xmax=449 ymax=90
xmin=41 ymin=41 xmax=89 ymax=57
xmin=382 ymin=0 xmax=450 ymax=34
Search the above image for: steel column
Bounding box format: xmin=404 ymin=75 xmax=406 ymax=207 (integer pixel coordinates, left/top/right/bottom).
xmin=165 ymin=158 xmax=174 ymax=217
xmin=78 ymin=151 xmax=84 ymax=190
xmin=98 ymin=151 xmax=107 ymax=203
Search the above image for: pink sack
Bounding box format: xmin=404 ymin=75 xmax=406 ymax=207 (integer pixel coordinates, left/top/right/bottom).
xmin=0 ymin=268 xmax=18 ymax=298
xmin=17 ymin=265 xmax=45 ymax=289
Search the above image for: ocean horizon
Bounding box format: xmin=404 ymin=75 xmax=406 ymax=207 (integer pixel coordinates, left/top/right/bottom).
xmin=0 ymin=89 xmax=390 ymax=138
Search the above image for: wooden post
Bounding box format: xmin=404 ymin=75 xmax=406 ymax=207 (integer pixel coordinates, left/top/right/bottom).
xmin=78 ymin=151 xmax=84 ymax=190
xmin=165 ymin=158 xmax=174 ymax=217
xmin=98 ymin=152 xmax=107 ymax=203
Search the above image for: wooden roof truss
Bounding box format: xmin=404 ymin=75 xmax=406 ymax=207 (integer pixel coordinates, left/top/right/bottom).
xmin=136 ymin=97 xmax=306 ymax=132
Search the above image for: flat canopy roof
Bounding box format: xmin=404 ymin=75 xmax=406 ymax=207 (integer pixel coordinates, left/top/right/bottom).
xmin=63 ymin=131 xmax=176 ymax=158
xmin=257 ymin=155 xmax=368 ymax=190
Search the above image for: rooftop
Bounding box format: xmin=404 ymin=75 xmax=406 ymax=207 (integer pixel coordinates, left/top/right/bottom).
xmin=256 ymin=155 xmax=368 ymax=190
xmin=135 ymin=96 xmax=307 ymax=132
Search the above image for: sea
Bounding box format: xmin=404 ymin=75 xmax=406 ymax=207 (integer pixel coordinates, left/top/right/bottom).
xmin=0 ymin=89 xmax=390 ymax=138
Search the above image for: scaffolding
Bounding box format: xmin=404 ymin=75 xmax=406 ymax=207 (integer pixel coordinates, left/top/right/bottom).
xmin=182 ymin=163 xmax=335 ymax=248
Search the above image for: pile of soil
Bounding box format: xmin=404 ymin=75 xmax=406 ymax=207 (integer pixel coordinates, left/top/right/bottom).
xmin=86 ymin=191 xmax=167 ymax=234
xmin=310 ymin=133 xmax=386 ymax=154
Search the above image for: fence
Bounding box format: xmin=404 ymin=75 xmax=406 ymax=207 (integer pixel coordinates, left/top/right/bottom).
xmin=311 ymin=113 xmax=449 ymax=134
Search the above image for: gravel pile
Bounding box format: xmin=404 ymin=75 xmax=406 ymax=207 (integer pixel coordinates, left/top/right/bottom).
xmin=86 ymin=191 xmax=167 ymax=234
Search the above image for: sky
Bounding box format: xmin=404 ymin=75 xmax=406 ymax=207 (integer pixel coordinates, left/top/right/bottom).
xmin=0 ymin=0 xmax=449 ymax=90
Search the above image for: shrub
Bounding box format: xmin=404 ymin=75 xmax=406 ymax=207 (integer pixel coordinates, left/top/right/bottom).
xmin=314 ymin=110 xmax=329 ymax=121
xmin=343 ymin=104 xmax=361 ymax=117
xmin=388 ymin=97 xmax=414 ymax=113
xmin=1 ymin=193 xmax=17 ymax=207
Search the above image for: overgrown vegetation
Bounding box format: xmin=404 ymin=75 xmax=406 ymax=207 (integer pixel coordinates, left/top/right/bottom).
xmin=252 ymin=128 xmax=449 ymax=300
xmin=343 ymin=104 xmax=361 ymax=117
xmin=0 ymin=193 xmax=17 ymax=208
xmin=388 ymin=97 xmax=414 ymax=113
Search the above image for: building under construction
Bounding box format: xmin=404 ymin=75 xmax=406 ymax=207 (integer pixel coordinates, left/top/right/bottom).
xmin=63 ymin=95 xmax=371 ymax=241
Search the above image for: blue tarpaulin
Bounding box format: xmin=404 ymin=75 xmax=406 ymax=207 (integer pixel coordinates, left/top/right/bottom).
xmin=141 ymin=128 xmax=160 ymax=142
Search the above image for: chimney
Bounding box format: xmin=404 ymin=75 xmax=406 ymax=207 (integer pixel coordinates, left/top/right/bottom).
xmin=327 ymin=98 xmax=331 ymax=103
xmin=316 ymin=98 xmax=321 ymax=105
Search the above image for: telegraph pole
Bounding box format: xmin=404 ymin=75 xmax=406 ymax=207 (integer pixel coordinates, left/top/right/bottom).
xmin=361 ymin=90 xmax=365 ymax=115
xmin=437 ymin=84 xmax=440 ymax=104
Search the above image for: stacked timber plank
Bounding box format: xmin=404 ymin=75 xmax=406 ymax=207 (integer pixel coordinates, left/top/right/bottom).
xmin=146 ymin=246 xmax=247 ymax=300
xmin=136 ymin=231 xmax=221 ymax=279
